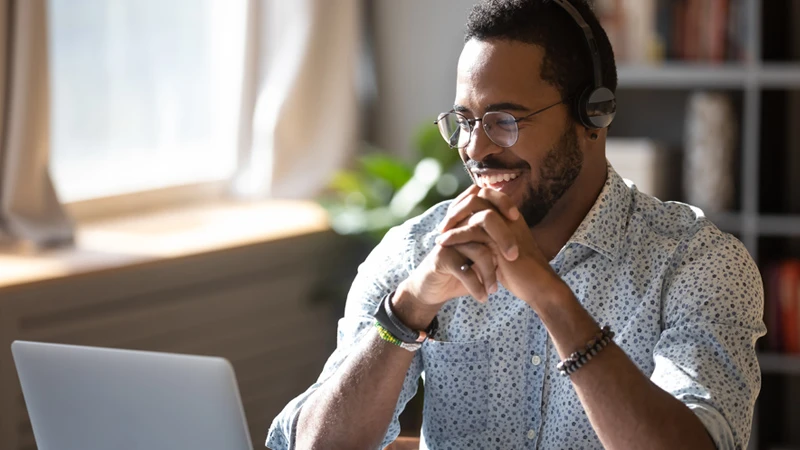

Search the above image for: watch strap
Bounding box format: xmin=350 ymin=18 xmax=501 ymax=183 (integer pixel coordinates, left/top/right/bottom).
xmin=373 ymin=291 xmax=438 ymax=344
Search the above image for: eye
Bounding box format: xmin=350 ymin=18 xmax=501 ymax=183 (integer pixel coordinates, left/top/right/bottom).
xmin=493 ymin=115 xmax=517 ymax=131
xmin=455 ymin=115 xmax=470 ymax=128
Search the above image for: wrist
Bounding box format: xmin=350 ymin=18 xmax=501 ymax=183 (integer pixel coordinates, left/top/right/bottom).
xmin=533 ymin=282 xmax=601 ymax=357
xmin=392 ymin=281 xmax=441 ymax=331
xmin=519 ymin=264 xmax=568 ymax=308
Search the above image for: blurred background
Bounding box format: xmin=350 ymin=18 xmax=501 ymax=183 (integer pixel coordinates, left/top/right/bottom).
xmin=0 ymin=0 xmax=798 ymax=449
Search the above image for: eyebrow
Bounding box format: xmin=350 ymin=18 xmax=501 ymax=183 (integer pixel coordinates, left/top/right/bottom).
xmin=453 ymin=102 xmax=531 ymax=114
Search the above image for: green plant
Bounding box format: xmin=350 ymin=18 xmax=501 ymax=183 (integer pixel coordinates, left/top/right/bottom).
xmin=319 ymin=123 xmax=472 ymax=242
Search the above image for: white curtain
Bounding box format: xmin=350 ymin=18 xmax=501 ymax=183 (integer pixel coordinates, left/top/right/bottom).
xmin=233 ymin=0 xmax=362 ymax=199
xmin=0 ymin=0 xmax=73 ymax=247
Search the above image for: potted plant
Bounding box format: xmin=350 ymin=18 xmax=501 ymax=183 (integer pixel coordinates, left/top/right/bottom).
xmin=319 ymin=123 xmax=471 ymax=243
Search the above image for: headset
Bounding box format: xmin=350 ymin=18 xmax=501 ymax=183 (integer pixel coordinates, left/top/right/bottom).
xmin=551 ymin=0 xmax=616 ymax=129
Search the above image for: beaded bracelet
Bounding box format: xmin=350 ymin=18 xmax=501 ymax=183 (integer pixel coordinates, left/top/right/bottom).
xmin=557 ymin=325 xmax=615 ymax=376
xmin=375 ymin=321 xmax=403 ymax=346
xmin=374 ymin=321 xmax=422 ymax=352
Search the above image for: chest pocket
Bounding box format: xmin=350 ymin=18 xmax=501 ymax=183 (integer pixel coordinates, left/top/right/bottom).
xmin=421 ymin=340 xmax=490 ymax=441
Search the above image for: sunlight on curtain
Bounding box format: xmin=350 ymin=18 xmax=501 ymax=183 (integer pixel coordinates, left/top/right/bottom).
xmin=48 ymin=0 xmax=247 ymax=202
xmin=232 ymin=0 xmax=361 ymax=200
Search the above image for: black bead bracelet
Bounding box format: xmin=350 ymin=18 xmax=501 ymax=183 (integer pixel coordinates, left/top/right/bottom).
xmin=557 ymin=325 xmax=615 ymax=376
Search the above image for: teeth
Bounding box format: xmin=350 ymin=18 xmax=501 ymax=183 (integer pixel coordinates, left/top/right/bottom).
xmin=477 ymin=173 xmax=518 ymax=187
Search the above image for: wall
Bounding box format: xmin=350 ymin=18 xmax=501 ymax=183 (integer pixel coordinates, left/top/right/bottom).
xmin=370 ymin=0 xmax=474 ymax=157
xmin=0 ymin=232 xmax=357 ymax=450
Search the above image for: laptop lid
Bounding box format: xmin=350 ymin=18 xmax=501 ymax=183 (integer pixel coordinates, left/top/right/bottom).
xmin=11 ymin=341 xmax=254 ymax=450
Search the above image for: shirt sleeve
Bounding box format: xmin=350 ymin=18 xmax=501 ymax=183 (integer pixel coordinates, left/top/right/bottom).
xmin=266 ymin=222 xmax=425 ymax=450
xmin=651 ymin=225 xmax=766 ymax=450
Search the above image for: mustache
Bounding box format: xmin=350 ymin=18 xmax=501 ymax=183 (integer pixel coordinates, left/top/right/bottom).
xmin=465 ymin=157 xmax=529 ymax=172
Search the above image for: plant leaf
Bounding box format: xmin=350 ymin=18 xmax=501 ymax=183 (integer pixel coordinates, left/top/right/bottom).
xmin=416 ymin=123 xmax=460 ymax=167
xmin=328 ymin=171 xmax=384 ymax=207
xmin=359 ymin=154 xmax=413 ymax=190
xmin=329 ymin=171 xmax=363 ymax=194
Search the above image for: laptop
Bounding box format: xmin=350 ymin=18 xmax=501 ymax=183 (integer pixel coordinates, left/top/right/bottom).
xmin=11 ymin=341 xmax=254 ymax=450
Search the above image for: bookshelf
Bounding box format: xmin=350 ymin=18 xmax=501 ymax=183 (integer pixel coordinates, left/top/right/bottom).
xmin=619 ymin=64 xmax=749 ymax=88
xmin=608 ymin=1 xmax=800 ymax=449
xmin=697 ymin=213 xmax=800 ymax=238
xmin=618 ymin=64 xmax=800 ymax=89
xmin=758 ymin=353 xmax=800 ymax=376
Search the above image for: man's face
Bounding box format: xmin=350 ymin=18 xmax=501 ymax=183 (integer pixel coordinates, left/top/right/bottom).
xmin=455 ymin=38 xmax=584 ymax=227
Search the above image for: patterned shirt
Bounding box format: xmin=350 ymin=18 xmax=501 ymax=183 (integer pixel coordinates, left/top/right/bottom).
xmin=267 ymin=164 xmax=766 ymax=450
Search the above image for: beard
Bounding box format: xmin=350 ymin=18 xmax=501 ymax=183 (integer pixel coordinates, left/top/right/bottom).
xmin=464 ymin=125 xmax=583 ymax=227
xmin=462 ymin=124 xmax=584 ymax=227
xmin=518 ymin=126 xmax=583 ymax=226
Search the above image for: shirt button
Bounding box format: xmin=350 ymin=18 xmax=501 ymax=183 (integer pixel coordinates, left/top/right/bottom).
xmin=527 ymin=429 xmax=536 ymax=440
xmin=531 ymin=355 xmax=542 ymax=366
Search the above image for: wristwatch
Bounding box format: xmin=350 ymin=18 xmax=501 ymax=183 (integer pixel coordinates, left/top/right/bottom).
xmin=373 ymin=290 xmax=438 ymax=348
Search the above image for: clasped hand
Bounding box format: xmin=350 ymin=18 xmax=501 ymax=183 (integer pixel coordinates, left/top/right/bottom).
xmin=432 ymin=185 xmax=558 ymax=305
xmin=398 ymin=184 xmax=563 ymax=314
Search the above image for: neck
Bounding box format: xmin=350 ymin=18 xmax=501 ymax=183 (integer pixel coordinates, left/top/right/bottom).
xmin=531 ymin=160 xmax=607 ymax=261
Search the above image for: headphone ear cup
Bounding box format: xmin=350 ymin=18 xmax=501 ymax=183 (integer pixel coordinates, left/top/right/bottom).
xmin=578 ymin=86 xmax=617 ymax=129
xmin=570 ymin=92 xmax=586 ymax=127
xmin=574 ymin=87 xmax=594 ymax=128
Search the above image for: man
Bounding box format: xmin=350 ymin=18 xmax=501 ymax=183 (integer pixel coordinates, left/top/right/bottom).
xmin=267 ymin=0 xmax=765 ymax=449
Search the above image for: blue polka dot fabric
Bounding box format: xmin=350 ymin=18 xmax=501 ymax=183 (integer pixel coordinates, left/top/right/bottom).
xmin=267 ymin=164 xmax=765 ymax=450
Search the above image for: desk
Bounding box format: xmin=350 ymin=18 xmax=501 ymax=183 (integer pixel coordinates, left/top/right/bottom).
xmin=385 ymin=436 xmax=420 ymax=450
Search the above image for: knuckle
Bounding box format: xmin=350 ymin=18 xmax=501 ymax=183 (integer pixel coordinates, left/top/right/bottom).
xmin=457 ymin=243 xmax=479 ymax=257
xmin=478 ymin=209 xmax=494 ymax=220
xmin=464 ymin=195 xmax=483 ymax=210
xmin=484 ymin=209 xmax=502 ymax=224
xmin=434 ymin=245 xmax=456 ymax=263
xmin=477 ymin=187 xmax=495 ymax=199
xmin=467 ymin=223 xmax=485 ymax=235
xmin=444 ymin=209 xmax=459 ymax=222
xmin=470 ymin=209 xmax=493 ymax=224
xmin=466 ymin=240 xmax=481 ymax=251
xmin=473 ymin=244 xmax=492 ymax=258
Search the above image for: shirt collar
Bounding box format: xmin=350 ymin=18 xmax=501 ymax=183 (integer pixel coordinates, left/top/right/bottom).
xmin=566 ymin=162 xmax=631 ymax=261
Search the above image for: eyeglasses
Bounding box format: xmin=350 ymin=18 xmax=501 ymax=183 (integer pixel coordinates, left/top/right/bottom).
xmin=434 ymin=99 xmax=565 ymax=149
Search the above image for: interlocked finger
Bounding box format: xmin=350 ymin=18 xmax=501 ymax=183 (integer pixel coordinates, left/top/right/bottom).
xmin=441 ymin=187 xmax=519 ymax=233
xmin=444 ymin=242 xmax=497 ymax=303
xmin=438 ymin=209 xmax=519 ymax=261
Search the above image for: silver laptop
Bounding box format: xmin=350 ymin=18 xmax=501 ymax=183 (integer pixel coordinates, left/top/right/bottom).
xmin=11 ymin=341 xmax=254 ymax=450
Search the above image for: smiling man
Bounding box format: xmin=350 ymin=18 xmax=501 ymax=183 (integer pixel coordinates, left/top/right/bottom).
xmin=267 ymin=1 xmax=765 ymax=449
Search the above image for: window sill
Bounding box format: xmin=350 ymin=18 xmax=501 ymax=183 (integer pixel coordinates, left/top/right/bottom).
xmin=0 ymin=200 xmax=330 ymax=291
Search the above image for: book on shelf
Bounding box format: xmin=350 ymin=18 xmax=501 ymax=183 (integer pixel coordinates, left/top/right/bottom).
xmin=605 ymin=138 xmax=671 ymax=200
xmin=594 ymin=0 xmax=749 ymax=63
xmin=763 ymin=260 xmax=800 ymax=354
xmin=788 ymin=2 xmax=800 ymax=221
xmin=683 ymin=91 xmax=736 ymax=214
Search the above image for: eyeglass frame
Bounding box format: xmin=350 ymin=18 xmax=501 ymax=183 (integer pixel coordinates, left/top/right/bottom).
xmin=434 ymin=98 xmax=567 ymax=149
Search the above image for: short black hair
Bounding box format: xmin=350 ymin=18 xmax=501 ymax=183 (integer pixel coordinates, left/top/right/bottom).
xmin=465 ymin=0 xmax=617 ymax=104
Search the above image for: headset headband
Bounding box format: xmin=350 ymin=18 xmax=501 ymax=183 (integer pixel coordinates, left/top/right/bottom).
xmin=550 ymin=0 xmax=603 ymax=90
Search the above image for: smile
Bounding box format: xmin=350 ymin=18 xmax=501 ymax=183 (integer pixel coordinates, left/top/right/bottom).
xmin=473 ymin=171 xmax=521 ymax=191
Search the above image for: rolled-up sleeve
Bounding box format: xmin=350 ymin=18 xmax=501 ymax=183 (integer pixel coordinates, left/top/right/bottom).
xmin=266 ymin=222 xmax=426 ymax=450
xmin=651 ymin=226 xmax=766 ymax=450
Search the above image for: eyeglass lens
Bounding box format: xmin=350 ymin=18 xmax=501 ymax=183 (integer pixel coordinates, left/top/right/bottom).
xmin=436 ymin=111 xmax=519 ymax=149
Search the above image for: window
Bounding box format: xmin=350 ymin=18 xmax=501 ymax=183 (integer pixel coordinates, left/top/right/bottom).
xmin=48 ymin=0 xmax=247 ymax=202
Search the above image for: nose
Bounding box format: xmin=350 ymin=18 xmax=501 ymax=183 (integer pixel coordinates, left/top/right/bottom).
xmin=463 ymin=120 xmax=503 ymax=162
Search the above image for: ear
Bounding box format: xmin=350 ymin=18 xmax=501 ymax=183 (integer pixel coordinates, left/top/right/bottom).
xmin=579 ymin=125 xmax=599 ymax=142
